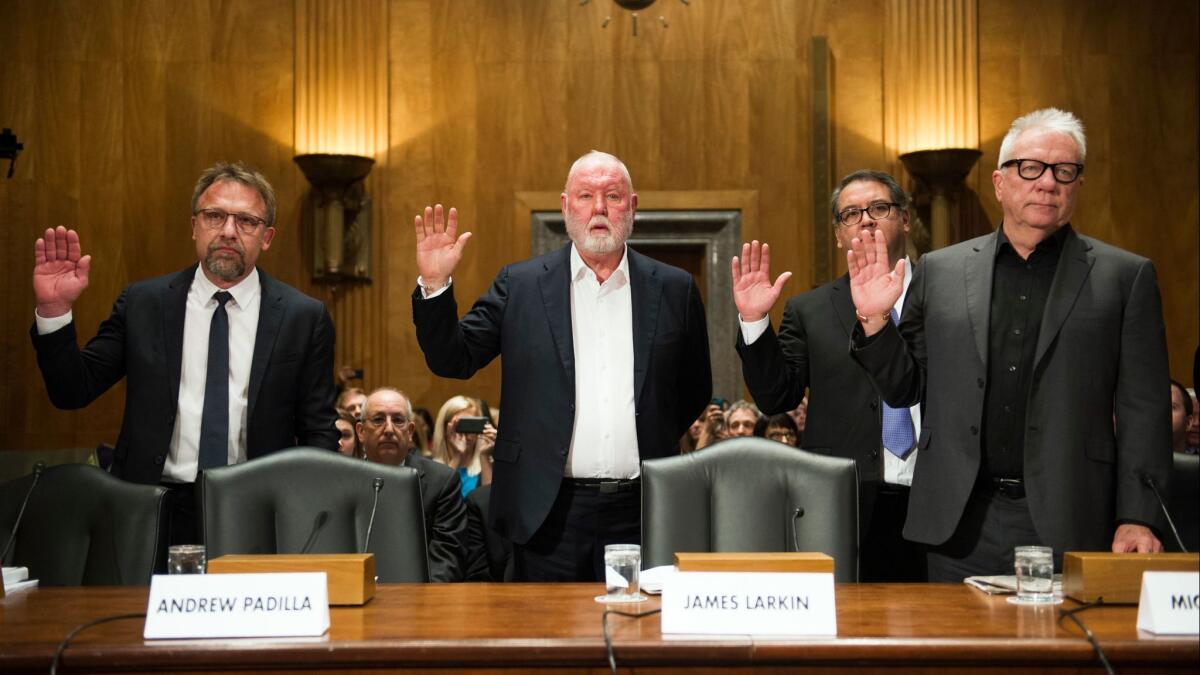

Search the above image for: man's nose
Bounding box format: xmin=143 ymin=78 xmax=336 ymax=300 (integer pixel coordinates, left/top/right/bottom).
xmin=593 ymin=198 xmax=607 ymax=216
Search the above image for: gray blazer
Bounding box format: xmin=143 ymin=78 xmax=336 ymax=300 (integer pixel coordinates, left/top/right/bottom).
xmin=852 ymin=227 xmax=1170 ymax=552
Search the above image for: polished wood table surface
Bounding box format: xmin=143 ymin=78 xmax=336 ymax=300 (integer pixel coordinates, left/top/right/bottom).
xmin=1 ymin=583 xmax=1196 ymax=672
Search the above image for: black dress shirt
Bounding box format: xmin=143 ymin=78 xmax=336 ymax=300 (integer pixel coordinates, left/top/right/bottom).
xmin=980 ymin=224 xmax=1070 ymax=479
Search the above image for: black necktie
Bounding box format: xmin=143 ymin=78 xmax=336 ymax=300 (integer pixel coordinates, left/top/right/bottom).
xmin=198 ymin=291 xmax=233 ymax=471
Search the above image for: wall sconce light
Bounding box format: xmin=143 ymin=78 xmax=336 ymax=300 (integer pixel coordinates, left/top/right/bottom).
xmin=1 ymin=128 xmax=23 ymax=179
xmin=899 ymin=148 xmax=981 ymax=251
xmin=294 ymin=153 xmax=374 ymax=284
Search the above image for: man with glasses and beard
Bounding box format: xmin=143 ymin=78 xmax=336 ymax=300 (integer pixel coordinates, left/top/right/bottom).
xmin=31 ymin=162 xmax=338 ymax=548
xmin=412 ymin=151 xmax=712 ymax=581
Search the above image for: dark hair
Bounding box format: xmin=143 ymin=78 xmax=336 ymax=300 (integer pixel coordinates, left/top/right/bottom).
xmin=1172 ymin=380 xmax=1193 ymax=417
xmin=754 ymin=412 xmax=800 ymax=442
xmin=830 ymin=170 xmax=910 ymax=226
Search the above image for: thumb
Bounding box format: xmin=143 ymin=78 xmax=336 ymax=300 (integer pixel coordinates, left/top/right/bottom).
xmin=76 ymin=255 xmax=92 ymax=283
xmin=893 ymin=258 xmax=905 ymax=284
xmin=455 ymin=231 xmax=473 ymax=250
xmin=772 ymin=271 xmax=792 ymax=294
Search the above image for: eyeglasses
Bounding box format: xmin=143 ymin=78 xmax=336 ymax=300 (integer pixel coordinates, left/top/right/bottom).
xmin=194 ymin=208 xmax=267 ymax=235
xmin=365 ymin=414 xmax=409 ymax=429
xmin=767 ymin=431 xmax=797 ymax=443
xmin=1000 ymin=159 xmax=1084 ymax=184
xmin=838 ymin=202 xmax=899 ymax=227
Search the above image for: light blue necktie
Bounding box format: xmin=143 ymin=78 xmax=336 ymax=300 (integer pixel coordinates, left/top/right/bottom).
xmin=881 ymin=308 xmax=915 ymax=458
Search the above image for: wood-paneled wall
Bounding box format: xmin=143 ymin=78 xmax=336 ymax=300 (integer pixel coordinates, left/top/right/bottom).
xmin=1 ymin=0 xmax=1196 ymax=452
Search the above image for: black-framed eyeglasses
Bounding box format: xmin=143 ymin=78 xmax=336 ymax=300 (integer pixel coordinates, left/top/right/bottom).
xmin=1000 ymin=159 xmax=1084 ymax=184
xmin=365 ymin=414 xmax=409 ymax=428
xmin=838 ymin=202 xmax=899 ymax=227
xmin=194 ymin=208 xmax=267 ymax=235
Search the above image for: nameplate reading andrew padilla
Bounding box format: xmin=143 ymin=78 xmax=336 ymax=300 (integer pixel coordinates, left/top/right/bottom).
xmin=156 ymin=594 xmax=314 ymax=614
xmin=682 ymin=593 xmax=811 ymax=611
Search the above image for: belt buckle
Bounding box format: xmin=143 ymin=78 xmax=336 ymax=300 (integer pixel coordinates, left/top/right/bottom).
xmin=599 ymin=480 xmax=620 ymax=494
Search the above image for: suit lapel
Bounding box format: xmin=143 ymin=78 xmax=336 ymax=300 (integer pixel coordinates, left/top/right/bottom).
xmin=163 ymin=266 xmax=196 ymax=406
xmin=829 ymin=274 xmax=858 ymax=338
xmin=1035 ymin=229 xmax=1093 ymax=368
xmin=248 ymin=269 xmax=284 ymax=422
xmin=538 ymin=246 xmax=575 ymax=396
xmin=965 ymin=233 xmax=998 ymax=367
xmin=629 ymin=249 xmax=661 ymax=403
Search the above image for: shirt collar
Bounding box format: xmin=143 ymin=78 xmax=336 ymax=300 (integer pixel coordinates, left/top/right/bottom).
xmin=192 ymin=266 xmax=261 ymax=308
xmin=996 ymin=222 xmax=1072 ymax=259
xmin=569 ymin=243 xmax=630 ymax=285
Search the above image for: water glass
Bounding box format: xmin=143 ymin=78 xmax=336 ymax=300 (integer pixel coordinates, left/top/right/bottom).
xmin=597 ymin=544 xmax=645 ymax=603
xmin=1013 ymin=545 xmax=1054 ymax=603
xmin=168 ymin=544 xmax=207 ymax=574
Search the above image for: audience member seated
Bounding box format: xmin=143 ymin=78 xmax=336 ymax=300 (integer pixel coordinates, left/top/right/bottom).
xmin=1187 ymin=388 xmax=1200 ymax=455
xmin=691 ymin=399 xmax=728 ymax=451
xmin=357 ymin=387 xmax=475 ymax=581
xmin=433 ymin=395 xmax=496 ymax=499
xmin=754 ymin=412 xmax=800 ymax=447
xmin=413 ymin=406 xmax=435 ymax=457
xmin=335 ymin=410 xmax=360 ymax=458
xmin=1172 ymin=380 xmax=1195 ymax=455
xmin=337 ymin=387 xmax=366 ymax=419
xmin=725 ymin=400 xmax=762 ymax=438
xmin=789 ymin=395 xmax=808 ymax=435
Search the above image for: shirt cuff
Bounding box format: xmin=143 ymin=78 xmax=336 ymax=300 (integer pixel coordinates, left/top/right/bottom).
xmin=34 ymin=309 xmax=73 ymax=335
xmin=738 ymin=315 xmax=770 ymax=345
xmin=416 ymin=276 xmax=452 ymax=299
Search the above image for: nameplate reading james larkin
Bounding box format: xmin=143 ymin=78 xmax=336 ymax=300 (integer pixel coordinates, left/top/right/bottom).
xmin=144 ymin=572 xmax=330 ymax=639
xmin=661 ymin=572 xmax=837 ymax=636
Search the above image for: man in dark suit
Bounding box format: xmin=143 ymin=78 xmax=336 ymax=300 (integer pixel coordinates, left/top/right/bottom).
xmin=356 ymin=388 xmax=474 ymax=582
xmin=412 ymin=151 xmax=712 ymax=581
xmin=733 ymin=169 xmax=925 ymax=581
xmin=31 ymin=162 xmax=338 ymax=546
xmin=847 ymin=108 xmax=1170 ymax=581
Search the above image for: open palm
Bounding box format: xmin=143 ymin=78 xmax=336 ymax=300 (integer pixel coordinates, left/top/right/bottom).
xmin=415 ymin=204 xmax=472 ymax=287
xmin=731 ymin=241 xmax=791 ymax=321
xmin=33 ymin=226 xmax=90 ymax=317
xmin=847 ymin=229 xmax=904 ymax=319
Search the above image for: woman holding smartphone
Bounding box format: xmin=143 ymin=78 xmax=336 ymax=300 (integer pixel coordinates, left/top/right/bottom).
xmin=432 ymin=395 xmax=497 ymax=499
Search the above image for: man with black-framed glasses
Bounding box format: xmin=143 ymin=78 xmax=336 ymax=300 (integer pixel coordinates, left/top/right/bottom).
xmin=31 ymin=162 xmax=338 ymax=551
xmin=848 ymin=108 xmax=1170 ymax=581
xmin=733 ymin=169 xmax=926 ymax=582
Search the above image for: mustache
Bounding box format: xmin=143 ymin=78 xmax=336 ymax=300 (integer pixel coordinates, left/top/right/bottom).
xmin=207 ymin=239 xmax=245 ymax=256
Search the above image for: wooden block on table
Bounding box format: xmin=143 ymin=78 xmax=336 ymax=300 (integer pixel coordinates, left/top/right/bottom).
xmin=675 ymin=552 xmax=834 ymax=574
xmin=208 ymin=553 xmax=376 ymax=606
xmin=1062 ymin=552 xmax=1198 ymax=604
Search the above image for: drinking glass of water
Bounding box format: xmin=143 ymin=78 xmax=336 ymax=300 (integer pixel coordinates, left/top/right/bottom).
xmin=167 ymin=545 xmax=207 ymax=574
xmin=595 ymin=543 xmax=646 ymax=603
xmin=1010 ymin=545 xmax=1057 ymax=605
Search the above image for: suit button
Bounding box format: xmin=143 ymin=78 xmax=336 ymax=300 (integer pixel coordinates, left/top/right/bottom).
xmin=869 ymin=449 xmax=879 ymax=459
xmin=969 ymin=426 xmax=978 ymax=436
xmin=560 ymin=448 xmax=568 ymax=457
xmin=869 ymin=401 xmax=879 ymax=410
xmin=977 ymin=378 xmax=984 ymax=389
xmin=153 ymin=454 xmax=165 ymax=465
xmin=1029 ymin=425 xmax=1039 ymax=433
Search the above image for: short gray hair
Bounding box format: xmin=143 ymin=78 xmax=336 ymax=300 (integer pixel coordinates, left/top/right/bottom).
xmin=364 ymin=387 xmax=415 ymax=420
xmin=564 ymin=150 xmax=633 ymax=192
xmin=997 ymin=108 xmax=1087 ymax=167
xmin=727 ymin=399 xmax=762 ymax=420
xmin=830 ymin=170 xmax=910 ymax=226
xmin=191 ymin=161 xmax=278 ymax=227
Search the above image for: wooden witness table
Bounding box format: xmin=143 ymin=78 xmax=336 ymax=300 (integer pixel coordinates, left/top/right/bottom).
xmin=1 ymin=583 xmax=1196 ymax=673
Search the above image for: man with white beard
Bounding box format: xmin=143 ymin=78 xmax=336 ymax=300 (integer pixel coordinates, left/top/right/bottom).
xmin=411 ymin=151 xmax=712 ymax=581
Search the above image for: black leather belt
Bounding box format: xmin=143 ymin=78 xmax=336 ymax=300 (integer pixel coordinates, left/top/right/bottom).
xmin=566 ymin=477 xmax=641 ymax=494
xmin=987 ymin=477 xmax=1026 ymax=499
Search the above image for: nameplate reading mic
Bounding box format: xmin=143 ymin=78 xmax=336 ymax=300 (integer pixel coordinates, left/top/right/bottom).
xmin=1136 ymin=572 xmax=1200 ymax=635
xmin=143 ymin=572 xmax=329 ymax=639
xmin=661 ymin=572 xmax=836 ymax=636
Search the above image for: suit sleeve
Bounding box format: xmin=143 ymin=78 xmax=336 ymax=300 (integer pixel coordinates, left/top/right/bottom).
xmin=678 ymin=277 xmax=713 ymax=431
xmin=737 ymin=297 xmax=809 ymax=415
xmin=294 ymin=304 xmax=339 ymax=451
xmin=1113 ymin=259 xmax=1171 ymax=528
xmin=462 ymin=496 xmax=493 ymax=581
xmin=30 ymin=290 xmax=130 ymax=410
xmin=411 ymin=268 xmax=508 ymax=380
xmin=850 ymin=260 xmax=928 ymax=409
xmin=426 ymin=471 xmax=471 ymax=582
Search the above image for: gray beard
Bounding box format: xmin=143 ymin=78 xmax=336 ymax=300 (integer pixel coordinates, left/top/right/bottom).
xmin=205 ymin=252 xmax=246 ymax=282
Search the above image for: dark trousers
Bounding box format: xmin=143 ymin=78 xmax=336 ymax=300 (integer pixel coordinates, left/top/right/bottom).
xmin=513 ymin=479 xmax=641 ymax=582
xmin=926 ymin=481 xmax=1050 ymax=582
xmin=161 ymin=481 xmax=201 ymax=547
xmin=860 ymin=483 xmax=927 ymax=582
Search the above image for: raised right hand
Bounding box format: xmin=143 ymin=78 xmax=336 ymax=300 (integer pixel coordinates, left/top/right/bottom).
xmin=731 ymin=240 xmax=791 ymax=322
xmin=415 ymin=204 xmax=472 ymax=289
xmin=847 ymin=229 xmax=905 ymax=335
xmin=33 ymin=226 xmax=91 ymax=318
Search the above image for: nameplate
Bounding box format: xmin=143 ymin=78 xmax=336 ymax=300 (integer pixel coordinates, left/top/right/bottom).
xmin=1136 ymin=571 xmax=1199 ymax=635
xmin=661 ymin=571 xmax=836 ymax=636
xmin=143 ymin=572 xmax=330 ymax=639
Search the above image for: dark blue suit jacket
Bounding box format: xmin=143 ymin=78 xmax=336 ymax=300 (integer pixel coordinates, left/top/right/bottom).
xmin=412 ymin=244 xmax=712 ymax=545
xmin=31 ymin=264 xmax=339 ymax=484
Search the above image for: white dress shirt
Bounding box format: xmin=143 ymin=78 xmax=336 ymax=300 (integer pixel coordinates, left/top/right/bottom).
xmin=738 ymin=258 xmax=920 ymax=486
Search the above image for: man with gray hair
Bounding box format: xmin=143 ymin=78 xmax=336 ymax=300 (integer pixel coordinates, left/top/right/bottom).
xmin=31 ymin=161 xmax=338 ymax=548
xmin=411 ymin=150 xmax=712 ymax=581
xmin=847 ymin=108 xmax=1170 ymax=580
xmin=733 ymin=169 xmax=925 ymax=581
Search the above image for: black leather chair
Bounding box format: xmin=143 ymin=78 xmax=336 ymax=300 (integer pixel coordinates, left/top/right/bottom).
xmin=0 ymin=463 xmax=166 ymax=586
xmin=642 ymin=437 xmax=859 ymax=581
xmin=1167 ymin=453 xmax=1199 ymax=552
xmin=201 ymin=448 xmax=430 ymax=582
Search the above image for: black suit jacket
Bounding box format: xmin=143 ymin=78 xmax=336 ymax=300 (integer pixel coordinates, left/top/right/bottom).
xmin=402 ymin=452 xmax=474 ymax=582
xmin=852 ymin=228 xmax=1171 ymax=552
xmin=31 ymin=265 xmax=339 ymax=484
xmin=412 ymin=244 xmax=712 ymax=545
xmin=737 ymin=273 xmax=889 ymax=523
